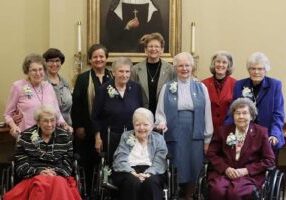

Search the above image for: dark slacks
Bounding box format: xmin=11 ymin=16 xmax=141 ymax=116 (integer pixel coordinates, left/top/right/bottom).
xmin=112 ymin=166 xmax=165 ymax=200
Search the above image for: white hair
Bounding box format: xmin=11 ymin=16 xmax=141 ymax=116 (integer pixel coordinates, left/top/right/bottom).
xmin=246 ymin=52 xmax=271 ymax=72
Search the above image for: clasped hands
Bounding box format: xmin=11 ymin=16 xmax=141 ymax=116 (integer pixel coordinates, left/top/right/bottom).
xmin=39 ymin=168 xmax=57 ymax=176
xmin=225 ymin=167 xmax=248 ymax=179
xmin=131 ymin=171 xmax=151 ymax=182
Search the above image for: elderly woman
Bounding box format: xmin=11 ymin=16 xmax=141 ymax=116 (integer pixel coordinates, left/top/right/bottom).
xmin=112 ymin=107 xmax=168 ymax=200
xmin=225 ymin=52 xmax=285 ymax=151
xmin=43 ymin=48 xmax=72 ymax=125
xmin=207 ymin=98 xmax=275 ymax=200
xmin=202 ymin=51 xmax=236 ymax=130
xmin=93 ymin=57 xmax=143 ymax=164
xmin=131 ymin=32 xmax=174 ymax=114
xmin=105 ymin=0 xmax=164 ymax=52
xmin=3 ymin=105 xmax=81 ymax=200
xmin=71 ymin=44 xmax=113 ymax=195
xmin=155 ymin=52 xmax=213 ymax=199
xmin=4 ymin=53 xmax=70 ymax=138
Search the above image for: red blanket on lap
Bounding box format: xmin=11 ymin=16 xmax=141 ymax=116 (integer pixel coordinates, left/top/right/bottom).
xmin=3 ymin=175 xmax=81 ymax=200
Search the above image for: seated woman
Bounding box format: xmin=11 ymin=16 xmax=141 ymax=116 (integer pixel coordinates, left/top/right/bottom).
xmin=207 ymin=98 xmax=275 ymax=200
xmin=3 ymin=105 xmax=81 ymax=200
xmin=112 ymin=107 xmax=168 ymax=200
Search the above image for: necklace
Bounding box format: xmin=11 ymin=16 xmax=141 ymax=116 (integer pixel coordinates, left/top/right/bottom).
xmin=32 ymin=84 xmax=43 ymax=105
xmin=147 ymin=61 xmax=161 ymax=83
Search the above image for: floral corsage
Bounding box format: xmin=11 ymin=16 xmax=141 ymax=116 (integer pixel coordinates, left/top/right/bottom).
xmin=30 ymin=129 xmax=41 ymax=145
xmin=126 ymin=133 xmax=136 ymax=147
xmin=169 ymin=81 xmax=178 ymax=94
xmin=226 ymin=132 xmax=237 ymax=147
xmin=107 ymin=85 xmax=119 ymax=98
xmin=23 ymin=85 xmax=33 ymax=99
xmin=242 ymin=87 xmax=253 ymax=99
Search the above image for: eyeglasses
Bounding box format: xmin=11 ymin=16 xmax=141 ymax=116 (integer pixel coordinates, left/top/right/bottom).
xmin=47 ymin=59 xmax=61 ymax=64
xmin=249 ymin=67 xmax=265 ymax=72
xmin=40 ymin=118 xmax=56 ymax=124
xmin=29 ymin=68 xmax=44 ymax=73
xmin=177 ymin=64 xmax=191 ymax=68
xmin=146 ymin=45 xmax=161 ymax=49
xmin=234 ymin=111 xmax=250 ymax=116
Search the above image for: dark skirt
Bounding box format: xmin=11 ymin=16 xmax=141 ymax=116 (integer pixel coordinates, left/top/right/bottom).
xmin=166 ymin=111 xmax=204 ymax=184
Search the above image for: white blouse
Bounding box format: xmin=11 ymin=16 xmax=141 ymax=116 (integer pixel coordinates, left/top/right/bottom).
xmin=128 ymin=140 xmax=151 ymax=166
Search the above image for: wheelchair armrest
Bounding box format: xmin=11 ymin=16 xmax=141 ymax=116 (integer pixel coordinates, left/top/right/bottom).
xmin=102 ymin=181 xmax=118 ymax=191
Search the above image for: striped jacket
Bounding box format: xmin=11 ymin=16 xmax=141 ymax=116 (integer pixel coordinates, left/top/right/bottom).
xmin=15 ymin=125 xmax=73 ymax=179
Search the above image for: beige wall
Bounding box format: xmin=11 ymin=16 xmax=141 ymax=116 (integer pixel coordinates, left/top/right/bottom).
xmin=1 ymin=0 xmax=286 ymax=120
xmin=0 ymin=0 xmax=49 ymax=121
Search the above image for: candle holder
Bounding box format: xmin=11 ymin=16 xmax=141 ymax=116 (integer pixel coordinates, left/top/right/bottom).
xmin=72 ymin=51 xmax=85 ymax=86
xmin=191 ymin=52 xmax=199 ymax=78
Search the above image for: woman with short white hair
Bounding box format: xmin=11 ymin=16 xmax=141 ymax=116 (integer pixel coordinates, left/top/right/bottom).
xmin=225 ymin=52 xmax=285 ymax=152
xmin=156 ymin=52 xmax=213 ymax=199
xmin=93 ymin=57 xmax=143 ymax=164
xmin=112 ymin=107 xmax=167 ymax=200
xmin=3 ymin=105 xmax=81 ymax=200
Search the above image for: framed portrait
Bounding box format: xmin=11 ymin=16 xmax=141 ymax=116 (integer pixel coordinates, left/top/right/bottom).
xmin=87 ymin=0 xmax=181 ymax=62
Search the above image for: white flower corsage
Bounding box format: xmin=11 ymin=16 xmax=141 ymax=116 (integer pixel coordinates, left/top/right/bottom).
xmin=23 ymin=85 xmax=33 ymax=99
xmin=126 ymin=133 xmax=136 ymax=147
xmin=107 ymin=85 xmax=119 ymax=98
xmin=242 ymin=87 xmax=253 ymax=98
xmin=30 ymin=129 xmax=40 ymax=143
xmin=226 ymin=132 xmax=237 ymax=147
xmin=169 ymin=81 xmax=178 ymax=94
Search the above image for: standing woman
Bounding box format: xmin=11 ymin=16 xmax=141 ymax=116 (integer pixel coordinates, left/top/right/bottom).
xmin=71 ymin=44 xmax=113 ymax=195
xmin=131 ymin=32 xmax=174 ymax=114
xmin=4 ymin=53 xmax=69 ymax=138
xmin=43 ymin=48 xmax=73 ymax=125
xmin=225 ymin=52 xmax=285 ymax=151
xmin=202 ymin=51 xmax=236 ymax=130
xmin=93 ymin=57 xmax=143 ymax=164
xmin=156 ymin=52 xmax=213 ymax=199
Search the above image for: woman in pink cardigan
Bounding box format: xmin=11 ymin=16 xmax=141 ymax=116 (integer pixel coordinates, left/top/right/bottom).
xmin=4 ymin=53 xmax=71 ymax=138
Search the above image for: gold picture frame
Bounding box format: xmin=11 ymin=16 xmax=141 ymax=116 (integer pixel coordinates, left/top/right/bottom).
xmin=87 ymin=0 xmax=181 ymax=63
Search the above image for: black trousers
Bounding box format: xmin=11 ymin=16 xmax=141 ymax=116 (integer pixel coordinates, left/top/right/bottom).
xmin=112 ymin=166 xmax=165 ymax=200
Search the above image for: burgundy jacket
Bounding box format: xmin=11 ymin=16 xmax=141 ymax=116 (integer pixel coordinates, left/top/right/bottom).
xmin=206 ymin=123 xmax=275 ymax=186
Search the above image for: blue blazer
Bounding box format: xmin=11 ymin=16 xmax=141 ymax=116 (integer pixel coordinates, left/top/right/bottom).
xmin=225 ymin=76 xmax=285 ymax=149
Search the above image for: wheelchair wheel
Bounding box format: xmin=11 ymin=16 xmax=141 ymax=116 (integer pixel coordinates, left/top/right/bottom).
xmin=273 ymin=171 xmax=285 ymax=200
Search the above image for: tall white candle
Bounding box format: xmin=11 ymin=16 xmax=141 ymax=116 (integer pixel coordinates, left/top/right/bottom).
xmin=77 ymin=21 xmax=82 ymax=52
xmin=191 ymin=22 xmax=196 ymax=55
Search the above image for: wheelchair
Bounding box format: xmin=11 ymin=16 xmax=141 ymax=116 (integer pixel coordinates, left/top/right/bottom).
xmin=0 ymin=154 xmax=87 ymax=199
xmin=193 ymin=161 xmax=286 ymax=200
xmin=91 ymin=128 xmax=179 ymax=200
xmin=91 ymin=153 xmax=179 ymax=200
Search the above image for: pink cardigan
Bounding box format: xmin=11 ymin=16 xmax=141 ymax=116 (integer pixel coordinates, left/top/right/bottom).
xmin=4 ymin=79 xmax=65 ymax=132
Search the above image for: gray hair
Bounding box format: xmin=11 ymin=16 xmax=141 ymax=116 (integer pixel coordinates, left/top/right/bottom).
xmin=22 ymin=53 xmax=46 ymax=74
xmin=112 ymin=57 xmax=133 ymax=72
xmin=209 ymin=50 xmax=234 ymax=75
xmin=34 ymin=105 xmax=58 ymax=122
xmin=173 ymin=52 xmax=194 ymax=66
xmin=246 ymin=52 xmax=271 ymax=72
xmin=229 ymin=98 xmax=258 ymax=120
xmin=133 ymin=107 xmax=154 ymax=125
